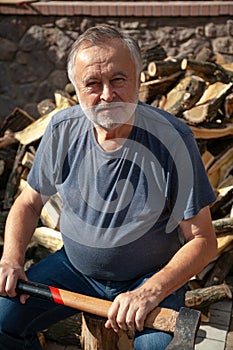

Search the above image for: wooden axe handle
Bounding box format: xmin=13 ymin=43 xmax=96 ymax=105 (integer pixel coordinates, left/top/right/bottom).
xmin=16 ymin=279 xmax=178 ymax=333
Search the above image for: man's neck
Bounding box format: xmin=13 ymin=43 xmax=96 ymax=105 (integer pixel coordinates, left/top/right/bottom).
xmin=94 ymin=118 xmax=134 ymax=152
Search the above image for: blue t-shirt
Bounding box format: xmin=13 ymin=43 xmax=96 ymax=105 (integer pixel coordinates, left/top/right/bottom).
xmin=28 ymin=102 xmax=216 ymax=281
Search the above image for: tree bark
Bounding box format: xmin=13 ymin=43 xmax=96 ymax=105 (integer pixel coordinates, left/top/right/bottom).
xmin=80 ymin=313 xmax=134 ymax=350
xmin=185 ymin=283 xmax=232 ymax=309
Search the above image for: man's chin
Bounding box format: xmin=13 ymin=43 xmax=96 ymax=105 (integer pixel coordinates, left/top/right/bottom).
xmin=94 ymin=120 xmax=123 ymax=131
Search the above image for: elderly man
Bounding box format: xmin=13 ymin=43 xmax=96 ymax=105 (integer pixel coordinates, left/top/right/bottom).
xmin=0 ymin=26 xmax=217 ymax=350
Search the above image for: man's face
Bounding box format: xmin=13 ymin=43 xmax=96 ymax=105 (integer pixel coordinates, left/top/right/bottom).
xmin=74 ymin=39 xmax=140 ymax=130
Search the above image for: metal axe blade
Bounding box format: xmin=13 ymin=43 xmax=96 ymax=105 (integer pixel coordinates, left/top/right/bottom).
xmin=165 ymin=307 xmax=201 ymax=350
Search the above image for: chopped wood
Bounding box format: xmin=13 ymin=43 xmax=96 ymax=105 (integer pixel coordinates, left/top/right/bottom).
xmin=44 ymin=313 xmax=82 ymax=346
xmin=139 ymin=72 xmax=183 ymax=104
xmin=140 ymin=71 xmax=151 ymax=83
xmin=211 ymin=186 xmax=233 ymax=220
xmin=141 ymin=42 xmax=167 ymax=71
xmin=185 ymin=283 xmax=232 ymax=309
xmin=0 ymin=107 xmax=35 ymax=137
xmin=213 ymin=217 xmax=233 ymax=235
xmin=3 ymin=144 xmax=26 ymax=209
xmin=21 ymin=151 xmax=34 ymax=169
xmin=14 ymin=109 xmax=57 ymax=146
xmin=201 ymin=150 xmax=215 ymax=170
xmin=217 ymin=235 xmax=233 ymax=255
xmin=32 ymin=227 xmax=63 ymax=252
xmin=14 ymin=91 xmax=76 ymax=145
xmin=148 ymin=59 xmax=181 ymax=78
xmin=163 ymin=75 xmax=206 ymax=116
xmin=81 ymin=313 xmax=134 ymax=350
xmin=183 ymin=82 xmax=233 ymax=124
xmin=189 ymin=123 xmax=233 ymax=139
xmin=181 ymin=59 xmax=233 ymax=83
xmin=207 ymin=148 xmax=233 ymax=188
xmin=41 ymin=193 xmax=61 ymax=230
xmin=0 ymin=130 xmax=18 ymax=149
xmin=224 ymin=92 xmax=233 ymax=119
xmin=204 ymin=248 xmax=233 ymax=287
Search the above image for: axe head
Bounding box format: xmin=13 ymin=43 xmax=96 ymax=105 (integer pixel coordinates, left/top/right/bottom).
xmin=165 ymin=307 xmax=201 ymax=350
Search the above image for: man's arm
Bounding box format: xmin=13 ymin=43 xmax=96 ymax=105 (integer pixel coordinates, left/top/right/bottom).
xmin=0 ymin=184 xmax=46 ymax=302
xmin=105 ymin=206 xmax=218 ymax=332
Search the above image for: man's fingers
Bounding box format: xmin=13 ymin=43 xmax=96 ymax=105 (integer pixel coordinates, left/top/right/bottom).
xmin=20 ymin=294 xmax=30 ymax=304
xmin=135 ymin=308 xmax=147 ymax=331
xmin=107 ymin=300 xmax=120 ymax=332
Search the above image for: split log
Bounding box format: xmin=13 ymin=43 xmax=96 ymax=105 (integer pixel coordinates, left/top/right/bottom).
xmin=21 ymin=151 xmax=34 ymax=169
xmin=211 ymin=186 xmax=233 ymax=220
xmin=189 ymin=123 xmax=233 ymax=139
xmin=3 ymin=144 xmax=26 ymax=209
xmin=224 ymin=92 xmax=233 ymax=119
xmin=141 ymin=42 xmax=167 ymax=71
xmin=148 ymin=59 xmax=181 ymax=78
xmin=0 ymin=130 xmax=18 ymax=149
xmin=183 ymin=82 xmax=233 ymax=124
xmin=14 ymin=109 xmax=57 ymax=145
xmin=139 ymin=72 xmax=183 ymax=104
xmin=41 ymin=193 xmax=62 ymax=230
xmin=207 ymin=148 xmax=233 ymax=188
xmin=32 ymin=227 xmax=63 ymax=252
xmin=204 ymin=248 xmax=233 ymax=287
xmin=163 ymin=75 xmax=206 ymax=116
xmin=140 ymin=71 xmax=151 ymax=83
xmin=14 ymin=91 xmax=76 ymax=145
xmin=44 ymin=313 xmax=82 ymax=346
xmin=217 ymin=235 xmax=233 ymax=255
xmin=201 ymin=150 xmax=215 ymax=170
xmin=0 ymin=107 xmax=35 ymax=136
xmin=80 ymin=313 xmax=134 ymax=350
xmin=185 ymin=283 xmax=232 ymax=309
xmin=181 ymin=59 xmax=233 ymax=83
xmin=212 ymin=217 xmax=233 ymax=235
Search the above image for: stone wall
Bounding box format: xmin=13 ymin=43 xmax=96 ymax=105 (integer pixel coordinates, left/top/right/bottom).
xmin=0 ymin=13 xmax=233 ymax=123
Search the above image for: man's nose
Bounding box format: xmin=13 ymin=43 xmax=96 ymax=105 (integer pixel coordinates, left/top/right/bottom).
xmin=100 ymin=83 xmax=114 ymax=102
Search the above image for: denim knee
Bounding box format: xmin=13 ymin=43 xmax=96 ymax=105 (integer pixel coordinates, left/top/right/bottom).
xmin=0 ymin=296 xmax=42 ymax=350
xmin=134 ymin=328 xmax=172 ymax=350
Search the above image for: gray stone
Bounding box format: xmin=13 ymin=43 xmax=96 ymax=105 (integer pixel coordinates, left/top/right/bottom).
xmin=227 ymin=20 xmax=233 ymax=36
xmin=213 ymin=37 xmax=233 ymax=55
xmin=19 ymin=25 xmax=49 ymax=51
xmin=47 ymin=70 xmax=69 ymax=91
xmin=0 ymin=37 xmax=17 ymax=61
xmin=205 ymin=23 xmax=217 ymax=38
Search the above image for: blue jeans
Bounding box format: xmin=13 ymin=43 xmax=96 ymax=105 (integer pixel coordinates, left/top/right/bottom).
xmin=0 ymin=248 xmax=187 ymax=350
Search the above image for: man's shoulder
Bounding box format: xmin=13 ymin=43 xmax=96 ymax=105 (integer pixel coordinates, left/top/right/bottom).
xmin=50 ymin=104 xmax=85 ymax=128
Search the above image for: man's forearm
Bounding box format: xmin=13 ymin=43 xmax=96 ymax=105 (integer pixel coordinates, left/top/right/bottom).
xmin=2 ymin=186 xmax=44 ymax=266
xmin=142 ymin=232 xmax=217 ymax=305
xmin=3 ymin=201 xmax=40 ymax=265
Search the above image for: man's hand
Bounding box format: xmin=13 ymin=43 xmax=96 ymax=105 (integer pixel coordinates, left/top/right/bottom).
xmin=0 ymin=259 xmax=28 ymax=304
xmin=105 ymin=286 xmax=159 ymax=332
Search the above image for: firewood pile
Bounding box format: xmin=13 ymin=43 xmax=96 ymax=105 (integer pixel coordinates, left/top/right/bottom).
xmin=0 ymin=42 xmax=233 ymax=347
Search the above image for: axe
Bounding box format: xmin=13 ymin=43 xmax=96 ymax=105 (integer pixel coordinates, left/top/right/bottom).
xmin=16 ymin=279 xmax=200 ymax=350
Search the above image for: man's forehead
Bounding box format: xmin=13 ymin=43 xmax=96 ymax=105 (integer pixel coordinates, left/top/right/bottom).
xmin=76 ymin=38 xmax=130 ymax=60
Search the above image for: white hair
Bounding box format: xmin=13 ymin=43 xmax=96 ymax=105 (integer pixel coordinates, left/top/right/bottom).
xmin=67 ymin=25 xmax=142 ymax=90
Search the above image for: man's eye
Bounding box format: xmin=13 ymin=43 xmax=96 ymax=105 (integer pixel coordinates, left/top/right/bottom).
xmin=111 ymin=77 xmax=125 ymax=86
xmin=86 ymin=82 xmax=99 ymax=87
xmin=113 ymin=78 xmax=124 ymax=82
